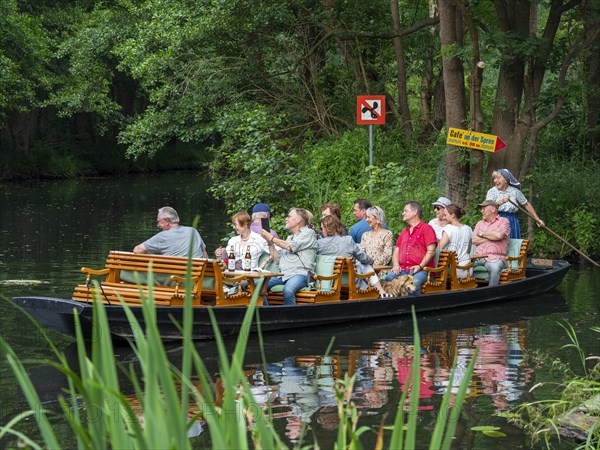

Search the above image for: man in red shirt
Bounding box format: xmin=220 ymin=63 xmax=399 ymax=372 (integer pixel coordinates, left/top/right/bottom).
xmin=384 ymin=201 xmax=437 ymax=295
xmin=472 ymin=200 xmax=511 ymax=286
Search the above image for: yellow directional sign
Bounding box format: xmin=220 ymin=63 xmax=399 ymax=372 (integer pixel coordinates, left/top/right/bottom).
xmin=446 ymin=128 xmax=506 ymax=152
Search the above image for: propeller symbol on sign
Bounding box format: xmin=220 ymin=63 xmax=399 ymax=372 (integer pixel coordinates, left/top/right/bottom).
xmin=362 ymin=101 xmax=379 ymax=119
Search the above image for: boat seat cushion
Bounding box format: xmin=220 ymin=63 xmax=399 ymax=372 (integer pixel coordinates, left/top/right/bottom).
xmin=506 ymin=239 xmax=524 ymax=270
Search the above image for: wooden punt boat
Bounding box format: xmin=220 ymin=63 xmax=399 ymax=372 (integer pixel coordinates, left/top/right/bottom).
xmin=12 ymin=259 xmax=570 ymax=341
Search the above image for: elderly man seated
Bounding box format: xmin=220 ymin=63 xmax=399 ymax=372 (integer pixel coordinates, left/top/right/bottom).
xmin=472 ymin=200 xmax=511 ymax=286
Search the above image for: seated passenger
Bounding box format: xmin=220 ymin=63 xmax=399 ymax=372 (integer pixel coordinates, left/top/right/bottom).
xmin=472 ymin=200 xmax=510 ymax=286
xmin=133 ymin=206 xmax=208 ymax=258
xmin=319 ymin=202 xmax=348 ymax=236
xmin=215 ymin=211 xmax=269 ymax=270
xmin=428 ymin=197 xmax=452 ymax=241
xmin=318 ymin=215 xmax=389 ymax=298
xmin=349 ymin=198 xmax=373 ymax=243
xmin=250 ymin=202 xmax=279 ymax=239
xmin=383 ymin=201 xmax=437 ymax=295
xmin=359 ymin=206 xmax=394 ymax=276
xmin=438 ymin=204 xmax=473 ymax=279
xmin=260 ymin=208 xmax=317 ymax=305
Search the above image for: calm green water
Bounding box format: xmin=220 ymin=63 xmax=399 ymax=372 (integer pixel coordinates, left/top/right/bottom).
xmin=1 ymin=172 xmax=598 ymax=449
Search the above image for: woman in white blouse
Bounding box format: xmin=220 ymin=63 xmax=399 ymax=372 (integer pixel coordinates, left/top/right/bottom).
xmin=215 ymin=211 xmax=269 ymax=270
xmin=439 ymin=204 xmax=472 ymax=279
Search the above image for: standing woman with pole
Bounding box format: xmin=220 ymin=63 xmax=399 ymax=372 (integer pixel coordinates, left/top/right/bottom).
xmin=486 ymin=169 xmax=545 ymax=239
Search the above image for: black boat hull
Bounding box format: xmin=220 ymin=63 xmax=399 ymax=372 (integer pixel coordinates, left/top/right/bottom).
xmin=12 ymin=260 xmax=570 ymax=340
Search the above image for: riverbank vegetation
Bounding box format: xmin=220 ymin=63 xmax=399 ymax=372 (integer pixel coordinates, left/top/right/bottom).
xmin=0 ymin=277 xmax=477 ymax=449
xmin=506 ymin=322 xmax=599 ymax=448
xmin=1 ymin=0 xmax=599 ymax=259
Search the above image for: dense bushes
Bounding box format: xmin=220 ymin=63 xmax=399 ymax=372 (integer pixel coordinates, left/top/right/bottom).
xmin=207 ymin=104 xmax=600 ymax=260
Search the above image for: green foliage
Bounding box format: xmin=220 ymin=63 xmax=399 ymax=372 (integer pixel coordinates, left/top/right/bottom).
xmin=0 ymin=0 xmax=52 ymax=117
xmin=530 ymin=154 xmax=600 ymax=259
xmin=208 ymin=103 xmax=305 ymax=216
xmin=572 ymin=205 xmax=596 ymax=255
xmin=507 ymin=324 xmax=600 ymax=448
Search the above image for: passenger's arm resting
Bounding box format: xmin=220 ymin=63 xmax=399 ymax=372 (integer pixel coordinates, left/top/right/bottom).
xmin=133 ymin=244 xmax=148 ymax=254
xmin=420 ymin=243 xmax=437 ymax=267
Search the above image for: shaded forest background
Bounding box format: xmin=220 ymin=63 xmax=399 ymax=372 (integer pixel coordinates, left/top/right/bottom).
xmin=1 ymin=0 xmax=599 ymax=259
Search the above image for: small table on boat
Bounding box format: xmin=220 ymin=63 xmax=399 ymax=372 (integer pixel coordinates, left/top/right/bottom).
xmin=223 ymin=269 xmax=284 ymax=304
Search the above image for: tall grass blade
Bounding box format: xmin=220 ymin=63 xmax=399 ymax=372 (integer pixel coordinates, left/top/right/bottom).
xmin=404 ymin=306 xmax=421 ymax=449
xmin=0 ymin=340 xmax=60 ymax=449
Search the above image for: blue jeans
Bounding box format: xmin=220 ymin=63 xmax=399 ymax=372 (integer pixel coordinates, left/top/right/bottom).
xmin=267 ymin=274 xmax=308 ymax=305
xmin=383 ymin=269 xmax=428 ymax=296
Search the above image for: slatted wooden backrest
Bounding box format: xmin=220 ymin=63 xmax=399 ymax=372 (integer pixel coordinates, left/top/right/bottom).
xmin=421 ymin=250 xmax=453 ymax=294
xmin=446 ymin=251 xmax=477 ymax=291
xmin=74 ymin=251 xmax=207 ymax=305
xmin=106 ymin=251 xmax=205 ymax=285
xmin=341 ymin=257 xmax=378 ymax=300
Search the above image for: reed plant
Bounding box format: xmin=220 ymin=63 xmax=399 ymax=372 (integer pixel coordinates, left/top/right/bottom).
xmin=1 ymin=262 xmax=478 ymax=449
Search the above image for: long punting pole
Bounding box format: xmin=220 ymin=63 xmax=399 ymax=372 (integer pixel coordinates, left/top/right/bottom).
xmin=508 ymin=199 xmax=600 ymax=267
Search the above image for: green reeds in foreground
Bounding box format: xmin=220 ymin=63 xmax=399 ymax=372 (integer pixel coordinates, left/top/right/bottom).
xmin=1 ymin=266 xmax=477 ymax=449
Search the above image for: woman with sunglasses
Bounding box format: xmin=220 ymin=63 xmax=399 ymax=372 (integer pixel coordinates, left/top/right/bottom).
xmin=428 ymin=197 xmax=452 ymax=241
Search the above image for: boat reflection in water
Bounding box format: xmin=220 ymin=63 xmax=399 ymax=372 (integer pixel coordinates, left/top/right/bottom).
xmin=244 ymin=321 xmax=531 ymax=444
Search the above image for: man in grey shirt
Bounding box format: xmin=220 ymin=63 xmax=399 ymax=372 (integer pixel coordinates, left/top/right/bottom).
xmin=133 ymin=206 xmax=208 ymax=258
xmin=260 ymin=208 xmax=317 ymax=305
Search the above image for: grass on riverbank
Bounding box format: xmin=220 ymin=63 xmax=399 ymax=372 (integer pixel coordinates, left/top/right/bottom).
xmin=1 ymin=267 xmax=478 ymax=449
xmin=506 ymin=322 xmax=600 ymax=448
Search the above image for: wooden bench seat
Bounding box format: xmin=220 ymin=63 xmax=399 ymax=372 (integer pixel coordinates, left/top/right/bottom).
xmin=267 ymin=256 xmax=344 ymax=304
xmin=198 ymin=259 xmax=265 ymax=307
xmin=341 ymin=257 xmax=379 ymax=300
xmin=473 ymin=239 xmax=529 ymax=285
xmin=421 ymin=249 xmax=453 ymax=294
xmin=447 ymin=252 xmax=477 ymax=290
xmin=73 ymin=284 xmax=174 ymax=306
xmin=73 ymin=251 xmax=207 ymax=306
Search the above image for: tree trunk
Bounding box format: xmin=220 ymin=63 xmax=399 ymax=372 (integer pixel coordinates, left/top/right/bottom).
xmin=439 ymin=0 xmax=468 ymax=205
xmin=488 ymin=0 xmax=531 ymax=177
xmin=584 ymin=2 xmax=600 ymax=158
xmin=390 ymin=0 xmax=413 ymax=136
xmin=5 ymin=109 xmax=39 ymax=156
xmin=419 ymin=0 xmax=439 ymax=137
xmin=459 ymin=0 xmax=485 ymax=206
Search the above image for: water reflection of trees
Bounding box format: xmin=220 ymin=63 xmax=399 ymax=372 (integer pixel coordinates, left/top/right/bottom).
xmin=246 ymin=321 xmax=532 ymax=442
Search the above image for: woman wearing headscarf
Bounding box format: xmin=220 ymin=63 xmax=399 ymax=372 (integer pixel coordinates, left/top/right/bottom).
xmin=485 ymin=169 xmax=545 ymax=239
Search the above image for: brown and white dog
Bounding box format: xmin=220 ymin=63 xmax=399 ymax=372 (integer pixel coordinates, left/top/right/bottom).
xmin=381 ymin=275 xmax=417 ymax=297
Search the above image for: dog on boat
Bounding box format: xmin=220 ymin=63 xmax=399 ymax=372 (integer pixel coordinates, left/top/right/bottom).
xmin=381 ymin=275 xmax=417 ymax=297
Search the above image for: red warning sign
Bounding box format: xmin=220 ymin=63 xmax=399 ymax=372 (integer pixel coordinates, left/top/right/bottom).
xmin=356 ymin=96 xmax=386 ymax=125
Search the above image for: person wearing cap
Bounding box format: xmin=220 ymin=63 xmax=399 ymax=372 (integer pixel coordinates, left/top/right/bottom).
xmin=133 ymin=206 xmax=208 ymax=258
xmin=383 ymin=201 xmax=437 ymax=295
xmin=250 ymin=202 xmax=278 ymax=239
xmin=486 ymin=169 xmax=544 ymax=239
xmin=429 ymin=196 xmax=452 ymax=241
xmin=472 ymin=200 xmax=510 ymax=286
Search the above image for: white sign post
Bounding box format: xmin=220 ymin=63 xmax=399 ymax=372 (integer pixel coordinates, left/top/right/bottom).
xmin=356 ymin=96 xmax=386 ymax=196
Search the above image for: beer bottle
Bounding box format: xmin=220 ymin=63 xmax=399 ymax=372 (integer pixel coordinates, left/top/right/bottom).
xmin=227 ymin=246 xmax=236 ymax=271
xmin=243 ymin=245 xmax=252 ymax=271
